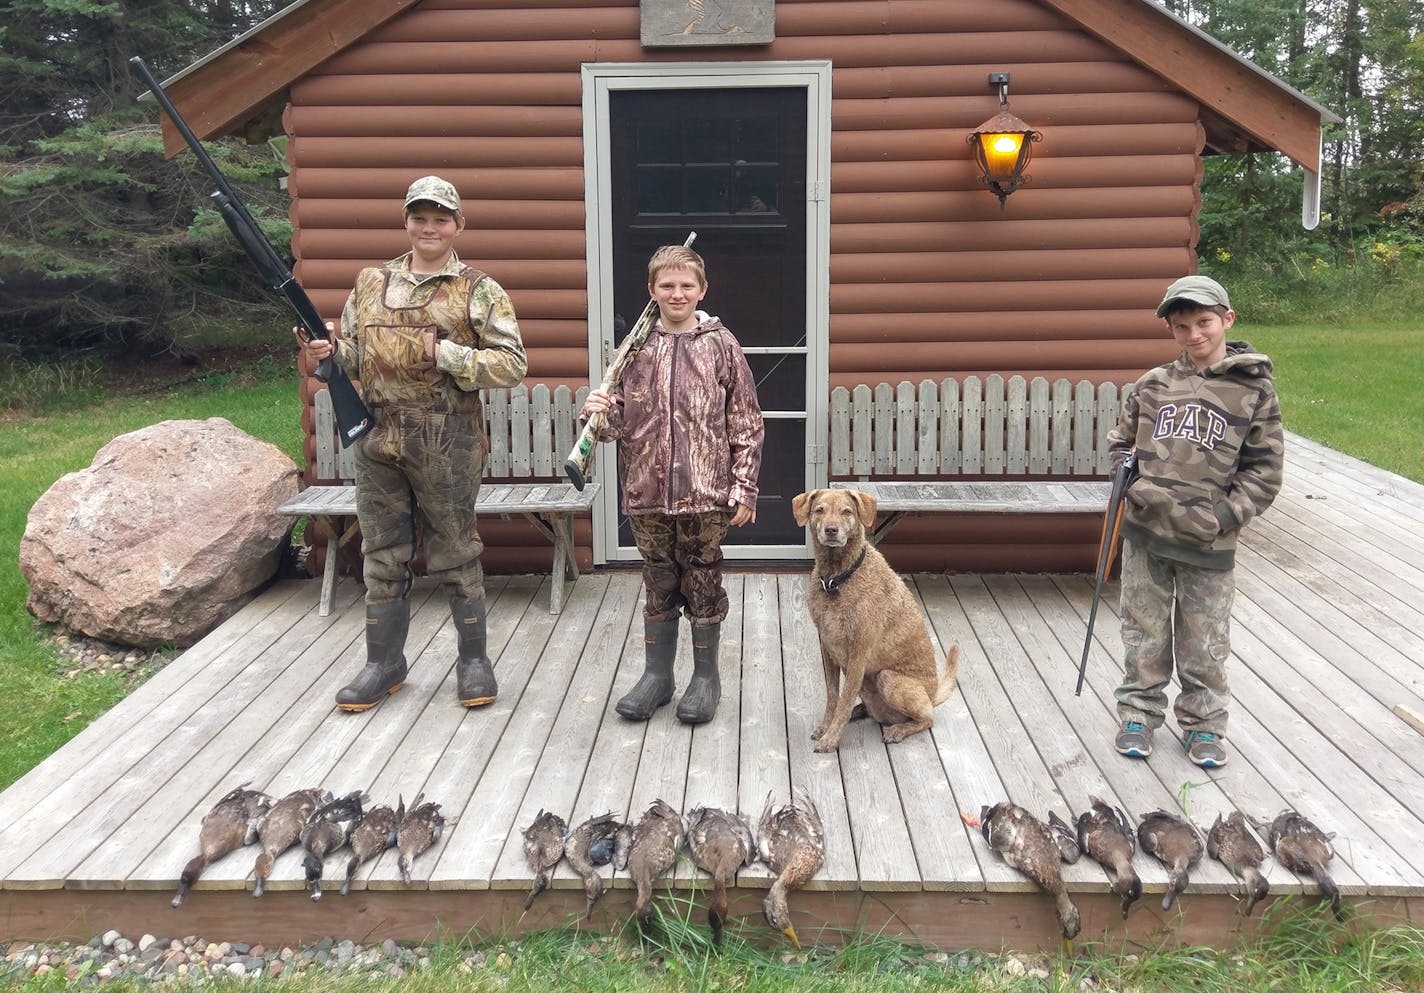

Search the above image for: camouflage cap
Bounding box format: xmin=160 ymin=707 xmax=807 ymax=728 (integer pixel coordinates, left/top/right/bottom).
xmin=403 ymin=175 xmax=461 ymax=213
xmin=1156 ymin=275 xmax=1232 ymax=317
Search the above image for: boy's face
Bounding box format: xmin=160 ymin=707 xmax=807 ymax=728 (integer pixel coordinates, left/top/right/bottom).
xmin=405 ymin=204 xmax=464 ymax=268
xmin=648 ymin=265 xmax=707 ymax=328
xmin=1166 ymin=305 xmax=1233 ymax=370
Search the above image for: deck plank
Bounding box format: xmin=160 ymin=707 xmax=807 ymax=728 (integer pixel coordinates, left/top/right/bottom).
xmin=0 ymin=582 xmax=307 ymax=840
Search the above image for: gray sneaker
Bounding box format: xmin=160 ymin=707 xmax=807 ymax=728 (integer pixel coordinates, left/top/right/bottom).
xmin=1115 ymin=720 xmax=1152 ymax=758
xmin=1184 ymin=730 xmax=1228 ymax=768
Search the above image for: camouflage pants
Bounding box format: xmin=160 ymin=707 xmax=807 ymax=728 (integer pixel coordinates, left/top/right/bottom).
xmin=355 ymin=405 xmax=486 ymax=605
xmin=627 ymin=511 xmax=731 ymax=626
xmin=1114 ymin=536 xmax=1233 ymax=736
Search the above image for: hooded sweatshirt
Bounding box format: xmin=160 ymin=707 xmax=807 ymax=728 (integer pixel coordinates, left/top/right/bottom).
xmin=598 ymin=315 xmax=764 ymax=516
xmin=1107 ymin=341 xmax=1284 ymax=568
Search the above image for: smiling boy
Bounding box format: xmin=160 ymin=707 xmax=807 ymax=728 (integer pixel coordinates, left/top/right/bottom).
xmin=1107 ymin=275 xmax=1284 ymax=768
xmin=579 ymin=245 xmax=764 ymax=726
xmin=302 ymin=175 xmax=526 ymax=713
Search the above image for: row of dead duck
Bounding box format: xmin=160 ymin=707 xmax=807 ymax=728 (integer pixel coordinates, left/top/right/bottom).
xmin=522 ymin=794 xmax=825 ymax=948
xmin=971 ymin=798 xmax=1342 ymax=943
xmin=172 ymin=784 xmax=447 ymax=907
xmin=173 ymin=784 xmax=1341 ymax=949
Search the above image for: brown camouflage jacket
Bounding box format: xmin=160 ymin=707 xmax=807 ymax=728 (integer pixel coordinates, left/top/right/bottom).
xmin=598 ymin=316 xmax=764 ymax=515
xmin=332 ymin=252 xmax=526 ymax=411
xmin=1108 ymin=341 xmax=1284 ymax=568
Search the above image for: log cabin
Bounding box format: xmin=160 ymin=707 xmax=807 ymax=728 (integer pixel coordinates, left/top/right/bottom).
xmin=154 ymin=0 xmax=1338 ymax=572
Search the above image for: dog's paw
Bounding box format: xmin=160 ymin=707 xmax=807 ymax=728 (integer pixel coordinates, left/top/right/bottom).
xmin=813 ymin=737 xmax=840 ymax=754
xmin=810 ymin=724 xmax=825 ymax=741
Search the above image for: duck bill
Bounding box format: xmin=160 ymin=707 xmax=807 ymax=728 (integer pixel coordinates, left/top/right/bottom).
xmin=783 ymin=924 xmax=801 ymax=949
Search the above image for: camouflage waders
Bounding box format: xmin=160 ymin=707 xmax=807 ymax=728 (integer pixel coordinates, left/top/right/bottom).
xmin=1114 ymin=535 xmax=1233 ymax=737
xmin=617 ymin=510 xmax=731 ymax=723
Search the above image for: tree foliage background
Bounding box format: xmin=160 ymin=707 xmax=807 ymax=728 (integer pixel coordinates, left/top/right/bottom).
xmin=1 ymin=0 xmax=1420 ymax=366
xmin=0 ymin=0 xmax=297 ymax=364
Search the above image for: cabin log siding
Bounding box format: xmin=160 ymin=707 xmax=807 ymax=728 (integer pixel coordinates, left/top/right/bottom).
xmin=282 ymin=0 xmax=1215 ymax=570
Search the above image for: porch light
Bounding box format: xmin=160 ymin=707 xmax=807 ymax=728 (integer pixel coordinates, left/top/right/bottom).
xmin=967 ymin=71 xmax=1041 ymax=211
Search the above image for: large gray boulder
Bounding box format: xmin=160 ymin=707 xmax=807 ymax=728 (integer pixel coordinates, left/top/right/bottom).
xmin=21 ymin=417 xmax=300 ymax=648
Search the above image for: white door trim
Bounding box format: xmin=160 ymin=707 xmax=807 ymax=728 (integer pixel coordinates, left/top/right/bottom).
xmin=580 ymin=60 xmax=831 ymax=563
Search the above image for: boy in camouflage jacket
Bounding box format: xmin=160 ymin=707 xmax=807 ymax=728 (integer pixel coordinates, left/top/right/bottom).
xmin=302 ymin=176 xmax=527 ymax=713
xmin=1107 ymin=275 xmax=1283 ymax=768
xmin=579 ymin=245 xmax=764 ymax=725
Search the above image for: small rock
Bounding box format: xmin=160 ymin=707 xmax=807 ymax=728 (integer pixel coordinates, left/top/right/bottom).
xmin=1003 ymin=957 xmax=1027 ymax=977
xmin=137 ymin=935 xmax=158 ymax=953
xmin=113 ymin=938 xmax=134 ymax=956
xmin=923 ymin=951 xmax=950 ymax=965
xmin=267 ymin=960 xmax=285 ymax=979
xmin=1030 ymin=966 xmax=1051 ymax=980
xmin=382 ymin=938 xmax=399 ymax=956
xmin=100 ymin=930 xmax=121 ymax=949
xmin=248 ymin=944 xmax=264 ymax=958
xmin=228 ymin=961 xmax=246 ymax=978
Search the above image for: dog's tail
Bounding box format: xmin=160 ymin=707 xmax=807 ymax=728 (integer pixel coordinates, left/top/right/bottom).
xmin=933 ymin=644 xmax=960 ymax=705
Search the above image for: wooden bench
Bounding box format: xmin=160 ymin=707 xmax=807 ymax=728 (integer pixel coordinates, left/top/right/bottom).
xmin=277 ymin=384 xmax=598 ymax=615
xmin=828 ymin=376 xmax=1120 ymax=544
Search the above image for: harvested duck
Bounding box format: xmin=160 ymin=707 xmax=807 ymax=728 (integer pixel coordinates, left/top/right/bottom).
xmin=396 ymin=793 xmax=445 ymax=885
xmin=1255 ymin=809 xmax=1341 ymax=920
xmin=564 ymin=812 xmax=627 ymax=919
xmin=173 ymin=783 xmax=272 ymax=908
xmin=758 ymin=793 xmax=825 ymax=949
xmin=342 ymin=799 xmax=399 ymax=896
xmin=1207 ymin=810 xmax=1269 ymax=915
xmin=520 ymin=809 xmax=568 ymax=910
xmin=977 ymin=802 xmax=1081 ymax=943
xmin=1075 ymin=796 xmax=1141 ymax=918
xmin=300 ymin=790 xmax=364 ymax=901
xmin=626 ymin=799 xmax=686 ymax=925
xmin=685 ymin=805 xmax=756 ymax=946
xmin=252 ymin=787 xmax=329 ymax=898
xmin=1137 ymin=809 xmax=1204 ymax=911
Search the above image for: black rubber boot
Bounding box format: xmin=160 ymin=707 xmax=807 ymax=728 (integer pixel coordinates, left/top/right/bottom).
xmin=615 ymin=619 xmax=679 ymax=721
xmin=336 ymin=599 xmax=410 ymax=712
xmin=676 ymin=622 xmax=721 ymax=725
xmin=452 ymin=596 xmax=497 ymax=707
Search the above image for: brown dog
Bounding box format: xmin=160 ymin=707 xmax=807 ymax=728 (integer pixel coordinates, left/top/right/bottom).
xmin=791 ymin=489 xmax=959 ymax=752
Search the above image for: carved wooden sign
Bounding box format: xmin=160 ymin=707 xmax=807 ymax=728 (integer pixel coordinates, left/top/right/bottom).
xmin=640 ymin=0 xmax=774 ymax=47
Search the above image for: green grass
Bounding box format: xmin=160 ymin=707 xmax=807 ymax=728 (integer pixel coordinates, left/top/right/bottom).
xmin=0 ymin=357 xmax=303 ymax=790
xmin=4 ymin=901 xmax=1423 ymax=991
xmin=1246 ymin=321 xmax=1424 ymax=484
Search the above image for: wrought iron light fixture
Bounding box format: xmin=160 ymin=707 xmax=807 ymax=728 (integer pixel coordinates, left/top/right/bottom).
xmin=967 ymin=71 xmax=1042 ymax=211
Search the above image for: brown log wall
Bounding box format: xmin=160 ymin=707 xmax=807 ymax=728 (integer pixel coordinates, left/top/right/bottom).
xmin=286 ymin=0 xmax=1204 ymax=571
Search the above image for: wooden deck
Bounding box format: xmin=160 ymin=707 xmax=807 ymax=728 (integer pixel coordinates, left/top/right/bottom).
xmin=2 ymin=433 xmax=1423 ymax=950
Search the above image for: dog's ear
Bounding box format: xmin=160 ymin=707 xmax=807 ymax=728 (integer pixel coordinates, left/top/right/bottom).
xmin=790 ymin=490 xmax=817 ymax=526
xmin=849 ymin=490 xmax=878 ymax=527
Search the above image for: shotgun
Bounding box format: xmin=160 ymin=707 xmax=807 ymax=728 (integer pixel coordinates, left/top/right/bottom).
xmin=1074 ymin=448 xmax=1138 ymax=697
xmin=562 ymin=231 xmax=697 ymax=490
xmin=131 ymin=56 xmax=373 ymax=448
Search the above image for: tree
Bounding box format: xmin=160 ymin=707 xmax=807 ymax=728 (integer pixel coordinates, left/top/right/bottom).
xmin=0 ymin=1 xmax=297 ymax=360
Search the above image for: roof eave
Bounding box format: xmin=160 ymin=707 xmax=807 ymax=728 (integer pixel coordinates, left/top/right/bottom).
xmin=140 ymin=0 xmax=423 ymax=156
xmin=1039 ymin=0 xmax=1341 ymax=173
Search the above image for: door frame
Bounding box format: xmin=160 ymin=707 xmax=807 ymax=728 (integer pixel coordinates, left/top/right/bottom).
xmin=581 ymin=60 xmax=832 ymax=564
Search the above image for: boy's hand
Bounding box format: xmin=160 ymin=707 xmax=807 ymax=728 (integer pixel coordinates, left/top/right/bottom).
xmin=295 ymin=322 xmax=336 ymax=361
xmin=579 ymin=389 xmax=614 ymax=420
xmin=729 ymin=500 xmax=755 ymax=527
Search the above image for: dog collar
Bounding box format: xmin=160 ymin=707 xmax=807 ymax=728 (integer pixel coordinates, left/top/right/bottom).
xmin=819 ymin=546 xmax=867 ymax=595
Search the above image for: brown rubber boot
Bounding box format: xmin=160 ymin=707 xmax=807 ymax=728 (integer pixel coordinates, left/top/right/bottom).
xmin=676 ymin=622 xmax=721 ymax=724
xmin=336 ymin=599 xmax=410 ymax=712
xmin=452 ymin=596 xmax=497 ymax=707
xmin=615 ymin=619 xmax=679 ymax=721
